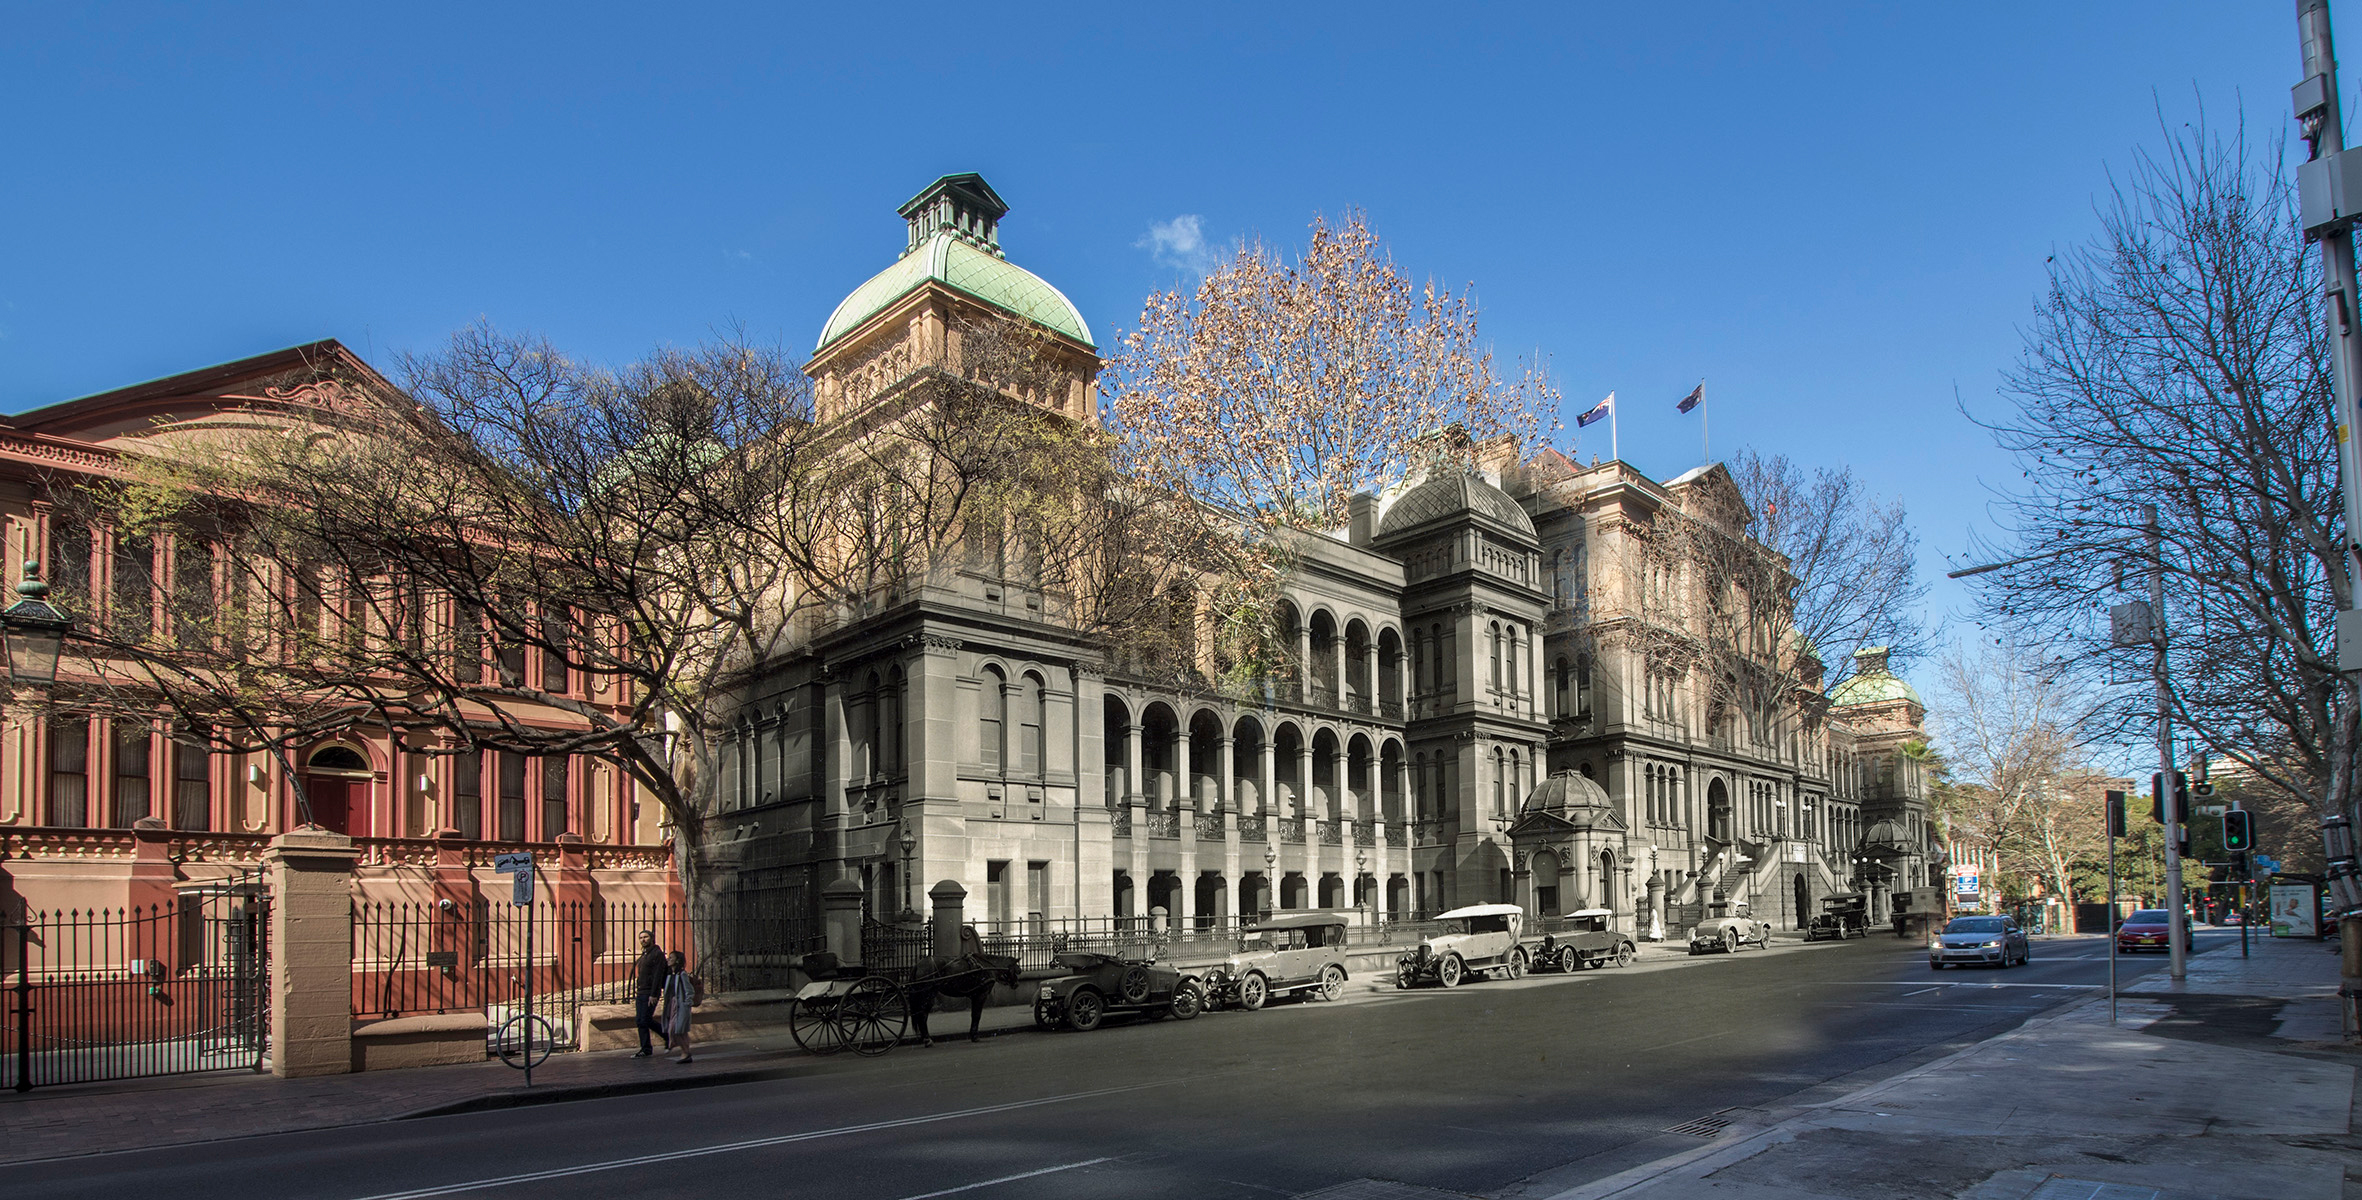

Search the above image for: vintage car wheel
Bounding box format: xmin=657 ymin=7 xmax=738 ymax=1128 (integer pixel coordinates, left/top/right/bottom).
xmin=1613 ymin=942 xmax=1635 ymax=968
xmin=1723 ymin=930 xmax=1739 ymax=954
xmin=1557 ymin=947 xmax=1582 ymax=973
xmin=1395 ymin=965 xmax=1416 ymax=990
xmin=1238 ymin=972 xmax=1269 ymax=1010
xmin=1171 ymin=981 xmax=1204 ymax=1021
xmin=1032 ymin=1001 xmax=1055 ymax=1030
xmin=1436 ymin=954 xmax=1465 ymax=988
xmin=1066 ymin=989 xmax=1107 ymax=1032
xmin=1505 ymin=949 xmax=1528 ymax=980
xmin=1756 ymin=927 xmax=1773 ymax=950
xmin=1118 ymin=965 xmax=1153 ymax=1004
xmin=1316 ymin=964 xmax=1347 ymax=1001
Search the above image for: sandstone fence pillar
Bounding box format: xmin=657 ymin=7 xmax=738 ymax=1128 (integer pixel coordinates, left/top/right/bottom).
xmin=822 ymin=876 xmax=863 ymax=966
xmin=929 ymin=879 xmax=966 ymax=963
xmin=266 ymin=829 xmax=358 ymax=1078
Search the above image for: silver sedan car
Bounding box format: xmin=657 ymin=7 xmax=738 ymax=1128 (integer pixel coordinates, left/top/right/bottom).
xmin=1929 ymin=915 xmax=2030 ymax=969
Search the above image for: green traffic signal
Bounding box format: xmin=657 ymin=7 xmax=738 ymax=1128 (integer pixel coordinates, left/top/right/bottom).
xmin=2222 ymin=809 xmax=2253 ymax=852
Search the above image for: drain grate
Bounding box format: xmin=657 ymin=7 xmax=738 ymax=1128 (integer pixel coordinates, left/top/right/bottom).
xmin=1662 ymin=1115 xmax=1731 ymax=1138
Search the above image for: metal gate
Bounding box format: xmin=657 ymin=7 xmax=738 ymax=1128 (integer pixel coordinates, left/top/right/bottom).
xmin=6 ymin=871 xmax=271 ymax=1091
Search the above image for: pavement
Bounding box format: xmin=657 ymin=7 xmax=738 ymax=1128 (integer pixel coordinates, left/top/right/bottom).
xmin=1544 ymin=932 xmax=2360 ymax=1200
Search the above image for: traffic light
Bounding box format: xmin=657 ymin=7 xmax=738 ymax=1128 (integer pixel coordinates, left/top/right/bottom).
xmin=2106 ymin=790 xmax=2126 ymax=838
xmin=2223 ymin=809 xmax=2253 ymax=852
xmin=2150 ymin=771 xmax=2188 ymax=824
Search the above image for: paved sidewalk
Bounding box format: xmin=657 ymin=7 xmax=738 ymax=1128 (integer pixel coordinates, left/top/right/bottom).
xmin=0 ymin=998 xmax=1046 ymax=1166
xmin=1547 ymin=934 xmax=2359 ymax=1200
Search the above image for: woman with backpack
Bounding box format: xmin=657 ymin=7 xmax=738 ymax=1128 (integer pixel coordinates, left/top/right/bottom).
xmin=660 ymin=950 xmax=697 ymax=1063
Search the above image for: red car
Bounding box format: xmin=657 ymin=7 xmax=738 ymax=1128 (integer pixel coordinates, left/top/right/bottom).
xmin=2115 ymin=909 xmax=2179 ymax=953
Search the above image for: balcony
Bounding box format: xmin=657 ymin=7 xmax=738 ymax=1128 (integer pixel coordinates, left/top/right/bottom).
xmin=1145 ymin=810 xmax=1180 ymax=839
xmin=1280 ymin=821 xmax=1307 ymax=845
xmin=1194 ymin=812 xmax=1227 ymax=840
xmin=1112 ymin=807 xmax=1133 ymax=838
xmin=1237 ymin=815 xmax=1268 ymax=842
xmin=1317 ymin=820 xmax=1343 ymax=845
xmin=1352 ymin=819 xmax=1378 ymax=846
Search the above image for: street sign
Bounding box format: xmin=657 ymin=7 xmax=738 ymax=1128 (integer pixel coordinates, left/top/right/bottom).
xmin=494 ymin=852 xmax=535 ymax=907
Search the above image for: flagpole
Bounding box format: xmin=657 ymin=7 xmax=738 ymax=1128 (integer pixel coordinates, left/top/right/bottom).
xmin=1699 ymin=379 xmax=1709 ymax=465
xmin=1610 ymin=400 xmax=1620 ymax=464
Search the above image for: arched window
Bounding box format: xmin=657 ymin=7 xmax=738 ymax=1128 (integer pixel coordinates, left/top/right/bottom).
xmin=1576 ymin=654 xmax=1592 ymax=715
xmin=979 ymin=666 xmax=1006 ymax=772
xmin=1018 ymin=673 xmax=1046 ymax=775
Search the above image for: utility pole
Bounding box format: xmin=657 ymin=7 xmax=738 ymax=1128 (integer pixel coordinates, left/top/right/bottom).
xmin=2148 ymin=505 xmax=2187 ymax=980
xmin=2294 ymin=0 xmax=2362 ymax=1044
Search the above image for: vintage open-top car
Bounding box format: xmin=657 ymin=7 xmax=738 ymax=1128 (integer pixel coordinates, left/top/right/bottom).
xmin=1529 ymin=908 xmax=1637 ymax=971
xmin=1687 ymin=907 xmax=1774 ymax=954
xmin=1397 ymin=903 xmax=1528 ymax=988
xmin=1803 ymin=893 xmax=1870 ymax=941
xmin=1033 ymin=950 xmax=1205 ymax=1032
xmin=1200 ymin=912 xmax=1352 ymax=1010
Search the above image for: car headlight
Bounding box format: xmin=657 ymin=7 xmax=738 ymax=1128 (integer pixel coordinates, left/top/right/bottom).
xmin=1980 ymin=940 xmax=2001 ymax=948
xmin=1037 ymin=986 xmax=1055 ymax=1000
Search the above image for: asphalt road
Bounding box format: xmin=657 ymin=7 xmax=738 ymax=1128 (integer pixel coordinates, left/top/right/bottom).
xmin=3 ymin=931 xmax=2228 ymax=1200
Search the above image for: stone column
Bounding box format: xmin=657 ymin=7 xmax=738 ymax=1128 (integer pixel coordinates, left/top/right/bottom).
xmin=1363 ymin=643 xmax=1379 ymax=710
xmin=266 ymin=829 xmax=359 ymax=1078
xmin=908 ymin=636 xmax=960 ymax=804
xmin=822 ymin=875 xmax=864 ymax=965
xmin=929 ymin=879 xmax=967 ymax=963
xmin=1124 ymin=722 xmax=1144 ymax=806
xmin=1258 ymin=737 xmax=1275 ymax=821
xmin=1074 ymin=666 xmax=1111 ymax=918
xmin=1297 ymin=625 xmax=1313 ymax=694
xmin=1296 ymin=743 xmax=1314 ymax=823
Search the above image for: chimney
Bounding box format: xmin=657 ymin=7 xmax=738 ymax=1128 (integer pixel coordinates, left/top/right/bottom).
xmin=1349 ymin=492 xmax=1378 ymax=547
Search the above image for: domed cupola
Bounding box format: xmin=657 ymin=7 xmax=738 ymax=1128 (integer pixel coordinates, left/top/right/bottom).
xmin=1375 ymin=468 xmax=1537 ymax=544
xmin=1512 ymin=770 xmax=1626 ymax=834
xmin=814 ymin=173 xmax=1095 ymax=353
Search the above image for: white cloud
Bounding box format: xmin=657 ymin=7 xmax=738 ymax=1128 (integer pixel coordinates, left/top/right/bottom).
xmin=1136 ymin=214 xmax=1221 ymax=276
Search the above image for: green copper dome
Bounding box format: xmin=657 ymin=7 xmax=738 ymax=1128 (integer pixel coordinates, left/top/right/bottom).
xmin=815 ymin=174 xmax=1094 ymax=352
xmin=1828 ymin=647 xmax=1921 ymax=707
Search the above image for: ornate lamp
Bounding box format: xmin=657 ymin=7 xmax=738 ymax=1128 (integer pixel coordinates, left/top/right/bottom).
xmin=2 ymin=563 xmax=71 ymax=685
xmin=897 ymin=825 xmax=917 ymax=920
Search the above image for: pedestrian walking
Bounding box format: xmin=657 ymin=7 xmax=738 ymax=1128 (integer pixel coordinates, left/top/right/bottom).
xmin=631 ymin=930 xmax=667 ymax=1059
xmin=661 ymin=950 xmax=696 ymax=1064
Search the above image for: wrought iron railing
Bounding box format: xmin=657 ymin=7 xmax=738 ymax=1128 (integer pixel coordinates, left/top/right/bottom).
xmin=1237 ymin=815 xmax=1268 ymax=842
xmin=1144 ymin=810 xmax=1181 ymax=839
xmin=1111 ymin=807 xmax=1133 ymax=838
xmin=1317 ymin=820 xmax=1343 ymax=845
xmin=1353 ymin=819 xmax=1378 ymax=846
xmin=1194 ymin=813 xmax=1227 ymax=840
xmin=1281 ymin=821 xmax=1307 ymax=844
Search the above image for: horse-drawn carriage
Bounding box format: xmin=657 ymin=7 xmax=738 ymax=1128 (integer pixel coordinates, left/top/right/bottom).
xmin=787 ymin=943 xmax=1021 ymax=1057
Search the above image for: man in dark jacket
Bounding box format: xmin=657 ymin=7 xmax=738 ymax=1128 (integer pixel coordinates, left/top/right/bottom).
xmin=632 ymin=930 xmax=668 ymax=1058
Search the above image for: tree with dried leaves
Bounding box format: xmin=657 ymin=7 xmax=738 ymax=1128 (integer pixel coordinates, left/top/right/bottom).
xmin=1109 ymin=209 xmax=1560 ymax=677
xmin=1962 ymin=119 xmax=2353 ymax=906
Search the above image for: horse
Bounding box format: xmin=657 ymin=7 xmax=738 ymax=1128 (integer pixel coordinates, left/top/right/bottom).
xmin=908 ymin=929 xmax=1022 ymax=1046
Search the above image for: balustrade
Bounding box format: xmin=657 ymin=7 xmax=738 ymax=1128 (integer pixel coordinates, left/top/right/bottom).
xmin=1237 ymin=815 xmax=1268 ymax=842
xmin=1145 ymin=810 xmax=1180 ymax=839
xmin=1317 ymin=820 xmax=1343 ymax=845
xmin=1280 ymin=821 xmax=1307 ymax=845
xmin=1193 ymin=812 xmax=1227 ymax=840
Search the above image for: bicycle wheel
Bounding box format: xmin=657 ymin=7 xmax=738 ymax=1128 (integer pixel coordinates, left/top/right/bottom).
xmin=494 ymin=1013 xmax=558 ymax=1071
xmin=842 ymin=976 xmax=908 ymax=1057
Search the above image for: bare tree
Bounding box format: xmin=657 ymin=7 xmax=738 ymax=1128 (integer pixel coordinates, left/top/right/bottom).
xmin=1962 ymin=117 xmax=2354 ymax=900
xmin=61 ymin=322 xmax=1204 ymax=912
xmin=1930 ymin=639 xmax=2106 ymax=915
xmin=1729 ymin=448 xmax=1929 ymax=687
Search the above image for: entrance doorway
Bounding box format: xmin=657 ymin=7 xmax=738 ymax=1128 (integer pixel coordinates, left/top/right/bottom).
xmin=1706 ymin=777 xmax=1732 ymax=843
xmin=301 ymin=745 xmax=374 ymax=836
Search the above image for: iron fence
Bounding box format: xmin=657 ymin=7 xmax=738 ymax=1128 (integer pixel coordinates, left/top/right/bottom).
xmin=6 ymin=871 xmax=270 ymax=1092
xmin=350 ymin=898 xmax=823 ymax=1036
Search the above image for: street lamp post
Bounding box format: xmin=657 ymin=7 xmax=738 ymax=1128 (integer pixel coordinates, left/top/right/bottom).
xmin=1262 ymin=844 xmax=1277 ymax=919
xmin=1355 ymin=848 xmax=1369 ymax=920
xmin=897 ymin=825 xmax=916 ymax=921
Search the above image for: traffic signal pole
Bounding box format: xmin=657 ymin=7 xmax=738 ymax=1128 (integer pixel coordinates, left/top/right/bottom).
xmin=2295 ymin=0 xmax=2362 ymax=1045
xmin=2148 ymin=505 xmax=2188 ymax=981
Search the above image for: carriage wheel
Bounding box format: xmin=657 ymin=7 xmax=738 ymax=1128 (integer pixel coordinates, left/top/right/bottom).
xmin=842 ymin=976 xmax=909 ymax=1057
xmin=790 ymin=996 xmax=849 ymax=1056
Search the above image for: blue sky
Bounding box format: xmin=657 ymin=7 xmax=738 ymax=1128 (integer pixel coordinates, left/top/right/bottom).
xmin=0 ymin=1 xmax=2305 ymax=680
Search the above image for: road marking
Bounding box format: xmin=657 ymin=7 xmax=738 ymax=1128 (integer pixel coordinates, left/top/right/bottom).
xmin=1901 ymin=986 xmax=1944 ymax=997
xmin=1631 ymin=1030 xmax=1729 ymax=1053
xmin=348 ymin=1084 xmax=1162 ymax=1199
xmin=891 ymin=1158 xmax=1115 ymax=1200
xmin=1820 ymin=981 xmax=2102 ymax=990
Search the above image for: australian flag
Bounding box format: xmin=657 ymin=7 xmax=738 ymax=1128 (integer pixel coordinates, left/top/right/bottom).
xmin=1577 ymin=393 xmax=1613 ymax=427
xmin=1676 ymin=384 xmax=1703 ymax=414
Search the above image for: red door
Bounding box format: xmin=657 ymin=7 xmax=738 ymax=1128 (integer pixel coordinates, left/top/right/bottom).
xmin=302 ymin=776 xmax=370 ymax=836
